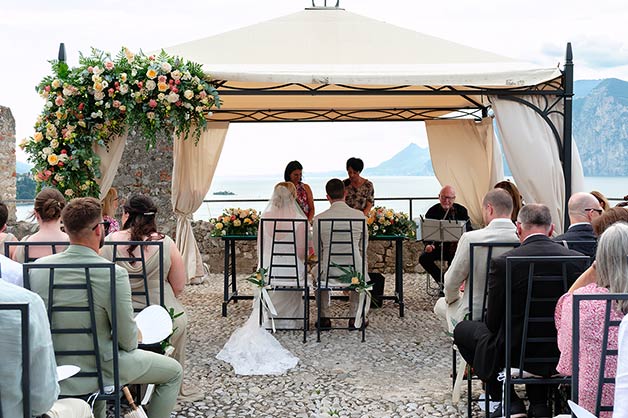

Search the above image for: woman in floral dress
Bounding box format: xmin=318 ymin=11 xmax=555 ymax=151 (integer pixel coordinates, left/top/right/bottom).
xmin=284 ymin=160 xmax=315 ymax=222
xmin=344 ymin=157 xmax=374 ymax=216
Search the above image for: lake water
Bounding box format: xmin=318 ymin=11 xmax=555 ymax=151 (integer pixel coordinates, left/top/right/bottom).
xmin=15 ymin=175 xmax=627 ymax=221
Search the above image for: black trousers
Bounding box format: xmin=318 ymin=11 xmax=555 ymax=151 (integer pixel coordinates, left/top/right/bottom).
xmin=418 ymin=243 xmax=455 ymax=283
xmin=453 ymin=320 xmax=551 ymax=406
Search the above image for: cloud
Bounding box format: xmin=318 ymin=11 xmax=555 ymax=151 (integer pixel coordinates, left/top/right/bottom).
xmin=541 ymin=35 xmax=628 ymax=70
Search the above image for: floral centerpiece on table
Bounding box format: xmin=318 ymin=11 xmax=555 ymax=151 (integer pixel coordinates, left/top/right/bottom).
xmin=20 ymin=47 xmax=220 ymax=198
xmin=209 ymin=208 xmax=259 ymax=237
xmin=366 ymin=206 xmax=416 ymax=238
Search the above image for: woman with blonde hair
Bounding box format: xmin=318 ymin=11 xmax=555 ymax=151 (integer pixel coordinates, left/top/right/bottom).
xmin=494 ymin=180 xmax=523 ymax=223
xmin=12 ymin=188 xmax=68 ymax=262
xmin=591 ymin=190 xmax=610 ymax=212
xmin=101 ymin=187 xmax=120 ymax=235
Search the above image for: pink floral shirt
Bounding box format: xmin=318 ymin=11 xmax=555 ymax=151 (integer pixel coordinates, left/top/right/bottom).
xmin=555 ymin=283 xmax=621 ymax=417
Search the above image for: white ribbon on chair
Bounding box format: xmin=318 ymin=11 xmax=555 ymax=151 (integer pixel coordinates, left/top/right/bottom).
xmin=254 ymin=286 xmax=278 ymax=333
xmin=353 ymin=286 xmax=372 ymax=329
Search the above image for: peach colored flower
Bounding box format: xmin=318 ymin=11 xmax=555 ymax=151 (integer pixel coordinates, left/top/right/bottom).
xmin=146 ymin=68 xmax=158 ymax=79
xmin=157 ymin=82 xmax=169 ymax=92
xmin=33 ymin=132 xmax=43 ymax=143
xmin=47 ymin=154 xmax=59 ymax=166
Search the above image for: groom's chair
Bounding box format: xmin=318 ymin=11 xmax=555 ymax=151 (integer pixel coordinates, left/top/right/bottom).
xmin=259 ymin=218 xmax=310 ymax=342
xmin=316 ymin=218 xmax=367 ymax=342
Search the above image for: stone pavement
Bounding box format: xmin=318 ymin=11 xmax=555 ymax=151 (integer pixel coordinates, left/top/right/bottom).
xmin=172 ymin=273 xmax=484 ymax=418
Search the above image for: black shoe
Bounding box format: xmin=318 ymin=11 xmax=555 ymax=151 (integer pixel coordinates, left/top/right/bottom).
xmin=315 ymin=318 xmax=331 ymax=329
xmin=528 ymin=403 xmax=551 ymax=418
xmin=490 ymin=399 xmax=527 ymax=418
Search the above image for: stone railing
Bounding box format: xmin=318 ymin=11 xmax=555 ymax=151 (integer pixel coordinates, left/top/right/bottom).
xmin=192 ymin=220 xmax=426 ymax=274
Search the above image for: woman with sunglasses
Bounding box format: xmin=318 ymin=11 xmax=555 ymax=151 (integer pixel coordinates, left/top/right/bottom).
xmin=101 ymin=194 xmax=203 ymax=402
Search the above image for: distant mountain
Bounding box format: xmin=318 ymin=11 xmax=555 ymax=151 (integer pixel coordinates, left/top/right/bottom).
xmin=363 ymin=143 xmax=433 ymax=176
xmin=574 ymin=79 xmax=603 ymax=98
xmin=16 ymin=161 xmax=32 ymax=174
xmin=573 ymin=78 xmax=628 ymax=176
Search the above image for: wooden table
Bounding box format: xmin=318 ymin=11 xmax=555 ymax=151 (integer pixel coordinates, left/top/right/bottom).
xmin=220 ymin=234 xmax=407 ymax=317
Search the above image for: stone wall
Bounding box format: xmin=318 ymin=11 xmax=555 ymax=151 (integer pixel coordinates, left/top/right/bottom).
xmin=0 ymin=106 xmax=17 ymax=222
xmin=112 ymin=131 xmax=177 ymax=237
xmin=192 ymin=220 xmax=426 ymax=274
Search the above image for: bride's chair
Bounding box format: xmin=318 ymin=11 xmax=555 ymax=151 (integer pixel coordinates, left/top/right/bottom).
xmin=259 ymin=218 xmax=310 ymax=342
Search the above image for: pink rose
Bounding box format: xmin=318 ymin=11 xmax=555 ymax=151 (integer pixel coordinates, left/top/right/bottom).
xmin=55 ymin=95 xmax=64 ymax=106
xmin=148 ymin=99 xmax=158 ymax=108
xmin=158 ymin=75 xmax=167 ymax=83
xmin=104 ymin=61 xmax=114 ymax=70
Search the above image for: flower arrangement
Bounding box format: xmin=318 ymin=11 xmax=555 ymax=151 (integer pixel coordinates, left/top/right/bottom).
xmin=366 ymin=206 xmax=416 ymax=238
xmin=21 ymin=47 xmax=221 ymax=198
xmin=331 ymin=262 xmax=371 ymax=291
xmin=209 ymin=208 xmax=260 ymax=237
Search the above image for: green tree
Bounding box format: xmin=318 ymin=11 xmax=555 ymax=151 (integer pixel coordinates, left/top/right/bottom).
xmin=16 ymin=173 xmax=36 ymax=200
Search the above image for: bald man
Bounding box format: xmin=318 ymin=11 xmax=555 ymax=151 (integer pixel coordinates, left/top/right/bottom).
xmin=553 ymin=192 xmax=601 ymax=257
xmin=419 ymin=185 xmax=471 ymax=292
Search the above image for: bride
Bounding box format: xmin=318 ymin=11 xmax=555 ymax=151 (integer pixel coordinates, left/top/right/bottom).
xmin=216 ymin=182 xmax=307 ymax=375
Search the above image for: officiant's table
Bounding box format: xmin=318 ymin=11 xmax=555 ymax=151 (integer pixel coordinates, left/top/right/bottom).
xmin=220 ymin=234 xmax=406 ymax=317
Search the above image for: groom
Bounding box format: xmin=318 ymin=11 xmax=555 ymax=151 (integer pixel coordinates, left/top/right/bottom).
xmin=313 ymin=178 xmax=369 ymax=329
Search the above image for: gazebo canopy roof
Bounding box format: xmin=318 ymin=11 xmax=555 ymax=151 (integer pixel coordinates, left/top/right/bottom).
xmin=163 ymin=8 xmax=564 ymax=123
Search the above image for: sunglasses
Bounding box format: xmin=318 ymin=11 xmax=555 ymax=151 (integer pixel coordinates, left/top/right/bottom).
xmin=91 ymin=220 xmax=111 ymax=231
xmin=584 ymin=208 xmax=602 ymax=215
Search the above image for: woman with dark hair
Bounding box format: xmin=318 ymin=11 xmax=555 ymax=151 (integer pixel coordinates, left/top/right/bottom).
xmin=344 ymin=157 xmax=374 ymax=216
xmin=101 ymin=194 xmax=202 ymax=402
xmin=284 ymin=160 xmax=314 ymax=222
xmin=494 ymin=180 xmax=523 ymax=223
xmin=12 ymin=188 xmax=68 ymax=262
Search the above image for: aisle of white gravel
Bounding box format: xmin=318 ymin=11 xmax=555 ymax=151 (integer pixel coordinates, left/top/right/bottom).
xmin=174 ymin=273 xmax=483 ymax=418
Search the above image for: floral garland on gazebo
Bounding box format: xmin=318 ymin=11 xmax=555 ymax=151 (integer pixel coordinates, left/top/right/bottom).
xmin=20 ymin=47 xmax=220 ymax=198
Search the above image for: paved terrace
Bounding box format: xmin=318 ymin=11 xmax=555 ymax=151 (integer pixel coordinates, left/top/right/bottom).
xmin=174 ymin=273 xmax=484 ymax=418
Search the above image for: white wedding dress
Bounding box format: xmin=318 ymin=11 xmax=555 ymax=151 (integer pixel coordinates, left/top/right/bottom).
xmin=216 ymin=184 xmax=305 ymax=375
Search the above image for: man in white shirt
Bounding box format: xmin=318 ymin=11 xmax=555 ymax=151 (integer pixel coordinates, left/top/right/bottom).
xmin=0 ymin=279 xmax=92 ymax=418
xmin=434 ymin=189 xmax=518 ymax=331
xmin=1 ymin=253 xmax=24 ymax=286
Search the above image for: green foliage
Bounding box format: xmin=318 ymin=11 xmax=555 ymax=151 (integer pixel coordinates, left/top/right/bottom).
xmin=16 ymin=174 xmax=36 ymax=200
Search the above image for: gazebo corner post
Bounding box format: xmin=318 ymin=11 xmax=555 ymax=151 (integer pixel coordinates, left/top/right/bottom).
xmin=562 ymin=42 xmax=574 ymax=229
xmin=58 ymin=43 xmax=66 ymax=63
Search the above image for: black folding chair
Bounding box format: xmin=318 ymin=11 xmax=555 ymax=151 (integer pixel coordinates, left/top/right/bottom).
xmin=23 ymin=262 xmax=122 ymax=417
xmin=572 ymin=293 xmax=628 ymax=417
xmin=102 ymin=240 xmax=165 ymax=311
xmin=4 ymin=241 xmax=69 ymax=262
xmin=259 ymin=218 xmax=310 ymax=342
xmin=503 ymin=255 xmax=590 ymax=417
xmin=557 ymin=240 xmax=597 ymax=259
xmin=0 ymin=302 xmax=30 ymax=418
xmin=458 ymin=241 xmax=519 ymax=417
xmin=316 ymin=218 xmax=367 ymax=342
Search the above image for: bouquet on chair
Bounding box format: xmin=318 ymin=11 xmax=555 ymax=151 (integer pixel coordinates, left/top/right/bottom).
xmin=367 ymin=206 xmax=416 ymax=238
xmin=246 ymin=268 xmax=278 ymax=331
xmin=331 ymin=263 xmax=372 ymax=328
xmin=209 ymin=208 xmax=259 ymax=237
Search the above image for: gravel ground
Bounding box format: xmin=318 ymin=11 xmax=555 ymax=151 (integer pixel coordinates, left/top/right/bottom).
xmin=171 ymin=273 xmax=485 ymax=418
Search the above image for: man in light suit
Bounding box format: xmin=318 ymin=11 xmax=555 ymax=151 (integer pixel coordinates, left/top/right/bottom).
xmin=553 ymin=192 xmax=601 ymax=257
xmin=29 ymin=197 xmax=182 ymax=418
xmin=313 ymin=178 xmax=368 ymax=329
xmin=434 ymin=189 xmax=518 ymax=331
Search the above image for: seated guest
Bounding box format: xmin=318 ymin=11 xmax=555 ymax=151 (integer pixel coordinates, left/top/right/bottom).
xmin=284 ymin=161 xmax=315 ymax=222
xmin=419 ymin=185 xmax=471 ymax=289
xmin=553 ymin=192 xmax=601 ymax=257
xmin=555 ymin=222 xmax=628 ymax=417
xmin=454 ymin=204 xmax=584 ymax=418
xmin=29 ymin=197 xmax=182 ymax=418
xmin=343 ymin=157 xmax=374 ymax=216
xmin=494 ymin=180 xmax=523 ymax=223
xmin=434 ymin=189 xmax=518 ymax=330
xmin=0 ymin=200 xmax=17 ymax=256
xmin=12 ymin=188 xmax=68 ymax=262
xmin=591 ymin=190 xmax=610 ymax=212
xmin=100 ymin=194 xmax=201 ymax=402
xmin=101 ymin=187 xmax=120 ymax=235
xmin=0 ymin=279 xmax=92 ymax=418
xmin=0 ymin=253 xmax=24 ymax=286
xmin=313 ymin=178 xmax=369 ymax=329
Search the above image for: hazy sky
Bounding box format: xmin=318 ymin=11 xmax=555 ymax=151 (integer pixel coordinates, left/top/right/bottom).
xmin=2 ymin=0 xmax=627 ymax=176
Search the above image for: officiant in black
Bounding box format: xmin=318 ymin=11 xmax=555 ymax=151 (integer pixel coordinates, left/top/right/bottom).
xmin=419 ymin=185 xmax=472 ymax=292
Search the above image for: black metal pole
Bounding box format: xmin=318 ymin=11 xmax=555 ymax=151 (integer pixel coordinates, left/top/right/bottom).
xmin=563 ymin=43 xmax=574 ymax=230
xmin=58 ymin=43 xmax=66 ymax=63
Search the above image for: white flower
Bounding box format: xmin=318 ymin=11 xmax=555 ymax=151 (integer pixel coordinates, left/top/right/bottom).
xmin=94 ymin=91 xmax=105 ymax=101
xmin=42 ymin=147 xmax=53 ymax=156
xmin=171 ymin=70 xmax=182 ymax=80
xmin=54 ymin=173 xmax=64 ymax=182
xmin=50 ymin=139 xmax=59 ymax=149
xmin=167 ymin=92 xmax=180 ymax=103
xmin=119 ymin=84 xmax=129 ymax=94
xmin=64 ymin=189 xmax=74 ymax=197
xmin=183 ymin=90 xmax=194 ymax=100
xmin=160 ymin=62 xmax=172 ymax=73
xmin=92 ymin=66 xmax=103 ymax=75
xmin=146 ymin=80 xmax=156 ymax=91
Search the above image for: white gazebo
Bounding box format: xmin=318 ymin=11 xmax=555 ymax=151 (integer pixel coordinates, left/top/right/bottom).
xmin=161 ymin=6 xmax=584 ymax=281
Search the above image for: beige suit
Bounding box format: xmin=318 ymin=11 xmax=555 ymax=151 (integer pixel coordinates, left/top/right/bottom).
xmin=29 ymin=245 xmax=182 ymax=418
xmin=434 ymin=218 xmax=518 ymax=331
xmin=313 ymin=201 xmax=368 ymax=317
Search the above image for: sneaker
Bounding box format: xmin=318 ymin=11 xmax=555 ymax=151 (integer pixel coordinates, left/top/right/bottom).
xmin=489 ymin=399 xmax=527 ymax=418
xmin=528 ymin=403 xmax=551 ymax=418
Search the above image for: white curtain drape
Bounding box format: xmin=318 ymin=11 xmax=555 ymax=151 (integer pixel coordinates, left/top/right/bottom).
xmin=93 ymin=131 xmax=127 ymax=200
xmin=425 ymin=118 xmax=504 ymax=227
xmin=490 ymin=96 xmax=585 ymax=234
xmin=172 ymin=122 xmax=229 ymax=283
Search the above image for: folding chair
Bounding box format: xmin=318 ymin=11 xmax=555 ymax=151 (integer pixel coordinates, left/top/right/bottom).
xmin=557 ymin=240 xmax=597 ymax=259
xmin=102 ymin=240 xmax=165 ymax=311
xmin=457 ymin=241 xmax=519 ymax=417
xmin=503 ymin=255 xmax=590 ymax=417
xmin=23 ymin=262 xmax=122 ymax=417
xmin=316 ymin=218 xmax=367 ymax=342
xmin=0 ymin=302 xmax=30 ymax=418
xmin=572 ymin=293 xmax=628 ymax=417
xmin=259 ymin=218 xmax=310 ymax=342
xmin=4 ymin=241 xmax=69 ymax=262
